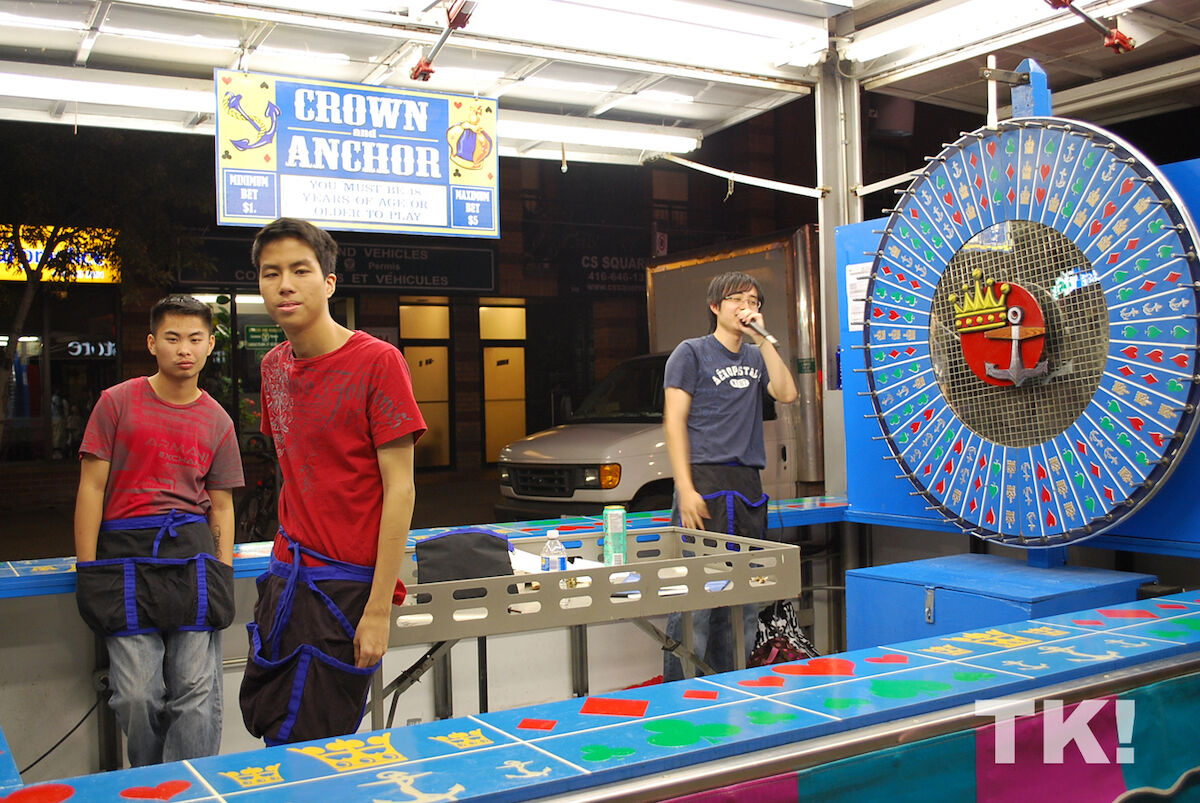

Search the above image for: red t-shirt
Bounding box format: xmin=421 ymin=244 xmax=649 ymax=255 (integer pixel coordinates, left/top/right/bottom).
xmin=261 ymin=331 xmax=426 ymax=567
xmin=80 ymin=378 xmax=244 ymax=520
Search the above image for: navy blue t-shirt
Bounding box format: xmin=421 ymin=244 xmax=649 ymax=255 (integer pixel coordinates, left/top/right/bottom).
xmin=663 ymin=334 xmax=767 ymax=468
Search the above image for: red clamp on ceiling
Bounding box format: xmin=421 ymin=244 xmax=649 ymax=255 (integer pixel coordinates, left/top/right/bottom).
xmin=1043 ymin=0 xmax=1135 ymax=53
xmin=411 ymin=0 xmax=477 ymax=81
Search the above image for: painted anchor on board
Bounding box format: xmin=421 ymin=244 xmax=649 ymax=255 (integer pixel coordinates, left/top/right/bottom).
xmin=1037 ymin=644 xmax=1123 ymax=662
xmin=360 ymin=771 xmax=466 ymax=802
xmin=500 ymin=760 xmax=552 ymax=779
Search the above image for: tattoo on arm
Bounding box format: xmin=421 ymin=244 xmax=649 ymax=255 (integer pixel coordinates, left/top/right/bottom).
xmin=211 ymin=525 xmax=223 ymax=555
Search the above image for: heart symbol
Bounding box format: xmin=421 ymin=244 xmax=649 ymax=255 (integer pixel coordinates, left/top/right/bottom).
xmin=943 ymin=191 xmax=953 ymax=205
xmin=1151 ymin=432 xmax=1165 ymax=447
xmin=986 ymin=141 xmax=996 ymax=157
xmin=119 ymin=782 xmax=190 ymax=801
xmin=986 ymin=509 xmax=995 ymax=524
xmin=774 ymin=658 xmax=855 ymax=676
xmin=952 ymin=211 xmax=962 ymax=224
xmin=221 ymin=76 xmax=232 ymax=85
xmin=1121 ymin=178 xmax=1135 ymax=194
xmin=454 ymin=101 xmax=462 ymax=108
xmin=1041 ymin=486 xmax=1052 ymax=503
xmin=1 ymin=786 xmax=75 ymax=803
xmin=1146 ymin=349 xmax=1163 ymax=363
xmin=864 ymin=653 xmax=908 ymax=664
xmin=1040 ymin=164 xmax=1051 ymax=180
xmin=1172 ymin=354 xmax=1189 ymax=368
xmin=1090 ymin=220 xmax=1102 ymax=236
xmin=1035 ymin=188 xmax=1046 ymax=203
xmin=1128 ymin=417 xmax=1146 ymax=433
xmin=738 ymin=675 xmax=785 ymax=687
xmin=1104 ymin=202 xmax=1117 ymax=218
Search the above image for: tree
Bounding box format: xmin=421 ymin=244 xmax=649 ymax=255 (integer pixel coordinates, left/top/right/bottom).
xmin=0 ymin=121 xmax=217 ymax=451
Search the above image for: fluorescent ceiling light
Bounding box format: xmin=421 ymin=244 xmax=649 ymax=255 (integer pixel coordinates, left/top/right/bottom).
xmin=0 ymin=12 xmax=86 ymax=32
xmin=499 ymin=110 xmax=700 ymax=153
xmin=523 ymin=77 xmax=618 ymax=94
xmin=845 ymin=0 xmax=1153 ymax=63
xmin=100 ymin=25 xmax=240 ymax=50
xmin=255 ymin=45 xmax=352 ymax=63
xmin=0 ymin=67 xmax=214 ymax=114
xmin=636 ymin=89 xmax=693 ymax=105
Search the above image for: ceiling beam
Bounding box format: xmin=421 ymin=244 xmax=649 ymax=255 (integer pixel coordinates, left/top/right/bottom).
xmin=75 ymin=1 xmax=113 ymax=66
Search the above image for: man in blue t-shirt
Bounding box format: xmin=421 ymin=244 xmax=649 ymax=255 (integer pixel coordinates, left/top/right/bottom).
xmin=662 ymin=271 xmax=798 ymax=681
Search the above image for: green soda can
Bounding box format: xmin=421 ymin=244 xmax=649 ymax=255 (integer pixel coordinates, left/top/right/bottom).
xmin=602 ymin=505 xmax=627 ymax=566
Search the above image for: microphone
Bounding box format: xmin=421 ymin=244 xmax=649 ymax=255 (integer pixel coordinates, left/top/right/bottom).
xmin=746 ymin=320 xmax=779 ymax=347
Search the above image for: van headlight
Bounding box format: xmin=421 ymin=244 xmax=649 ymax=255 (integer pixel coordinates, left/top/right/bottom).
xmin=581 ymin=464 xmax=621 ymax=489
xmin=499 ymin=464 xmax=512 ymax=485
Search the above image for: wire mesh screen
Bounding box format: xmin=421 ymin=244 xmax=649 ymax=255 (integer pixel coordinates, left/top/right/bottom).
xmin=929 ymin=221 xmax=1108 ymax=448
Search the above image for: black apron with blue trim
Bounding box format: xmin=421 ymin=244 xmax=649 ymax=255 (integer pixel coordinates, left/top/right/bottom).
xmin=75 ymin=509 xmax=235 ymax=637
xmin=682 ymin=463 xmax=769 ymax=540
xmin=239 ymin=529 xmax=378 ymax=746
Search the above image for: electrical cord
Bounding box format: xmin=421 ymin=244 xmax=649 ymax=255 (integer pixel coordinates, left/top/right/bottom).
xmin=19 ymin=700 xmax=99 ymax=775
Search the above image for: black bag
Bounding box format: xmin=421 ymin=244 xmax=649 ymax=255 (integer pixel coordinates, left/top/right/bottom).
xmin=415 ymin=528 xmax=514 ymax=585
xmin=748 ymin=599 xmax=820 ymax=667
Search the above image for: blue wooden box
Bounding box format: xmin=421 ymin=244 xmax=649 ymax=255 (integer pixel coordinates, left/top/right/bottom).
xmin=846 ymin=554 xmax=1155 ymax=649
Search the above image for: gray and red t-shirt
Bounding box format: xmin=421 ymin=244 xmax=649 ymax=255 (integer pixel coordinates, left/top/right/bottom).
xmin=80 ymin=377 xmax=244 ymax=520
xmin=261 ymin=330 xmax=426 ymax=567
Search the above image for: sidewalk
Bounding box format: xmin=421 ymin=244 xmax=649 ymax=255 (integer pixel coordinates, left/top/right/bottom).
xmin=0 ymin=467 xmax=504 ymax=562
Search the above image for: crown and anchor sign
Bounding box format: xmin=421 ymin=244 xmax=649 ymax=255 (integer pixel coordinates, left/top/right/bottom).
xmin=949 ymin=269 xmax=1049 ymax=387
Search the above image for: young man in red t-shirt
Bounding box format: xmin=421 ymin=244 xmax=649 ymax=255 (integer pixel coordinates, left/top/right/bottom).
xmin=74 ymin=294 xmax=243 ymax=766
xmin=239 ymin=217 xmax=425 ymax=745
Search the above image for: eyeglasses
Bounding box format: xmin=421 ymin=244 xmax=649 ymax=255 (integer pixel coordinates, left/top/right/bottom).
xmin=723 ymin=294 xmax=761 ymax=309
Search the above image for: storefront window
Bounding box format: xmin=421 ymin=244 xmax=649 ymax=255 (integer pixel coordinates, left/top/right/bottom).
xmin=1 ymin=285 xmax=118 ymax=461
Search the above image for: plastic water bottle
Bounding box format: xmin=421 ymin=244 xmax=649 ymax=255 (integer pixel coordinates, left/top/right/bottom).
xmin=540 ymin=529 xmax=567 ymax=573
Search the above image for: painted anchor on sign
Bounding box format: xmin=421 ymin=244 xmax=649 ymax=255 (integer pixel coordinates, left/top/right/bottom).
xmin=499 ymin=760 xmax=552 ymax=779
xmin=1104 ymin=448 xmax=1119 ymax=467
xmin=1144 ymin=302 xmax=1163 ymax=315
xmin=359 ymin=771 xmax=466 ymax=802
xmin=1120 ymin=307 xmax=1139 ymax=320
xmin=1056 ymin=169 xmax=1067 ymax=188
xmin=1170 ymin=297 xmax=1188 ymax=312
xmin=951 ymin=161 xmax=962 ymax=179
xmin=1101 ymin=162 xmax=1118 ymax=182
xmin=222 ymin=93 xmax=281 ymax=151
xmin=1089 ymin=430 xmax=1105 ymax=449
xmin=1023 ymin=486 xmax=1034 ymax=505
xmin=1063 ymin=142 xmax=1077 ymax=163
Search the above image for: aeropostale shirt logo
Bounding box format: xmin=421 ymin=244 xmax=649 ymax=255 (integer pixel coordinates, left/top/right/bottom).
xmin=711 ymin=364 xmax=761 ymax=386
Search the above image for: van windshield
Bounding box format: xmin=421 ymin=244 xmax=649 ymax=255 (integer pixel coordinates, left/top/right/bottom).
xmin=570 ymin=356 xmax=666 ymax=423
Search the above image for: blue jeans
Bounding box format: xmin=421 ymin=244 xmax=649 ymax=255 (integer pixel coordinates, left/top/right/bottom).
xmin=105 ymin=630 xmax=222 ymax=766
xmin=663 ymin=605 xmax=759 ymax=682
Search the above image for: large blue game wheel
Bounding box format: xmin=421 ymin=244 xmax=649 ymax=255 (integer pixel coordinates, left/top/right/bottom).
xmin=864 ymin=117 xmax=1200 ymax=546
